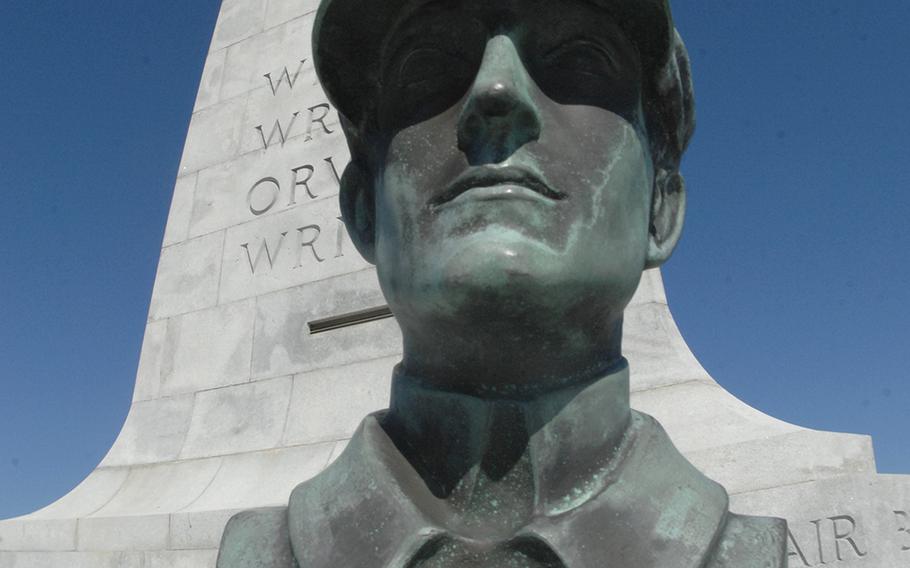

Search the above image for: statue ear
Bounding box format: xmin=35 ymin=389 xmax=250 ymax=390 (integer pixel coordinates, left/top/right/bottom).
xmin=645 ymin=169 xmax=687 ymax=269
xmin=339 ymin=160 xmax=377 ymax=264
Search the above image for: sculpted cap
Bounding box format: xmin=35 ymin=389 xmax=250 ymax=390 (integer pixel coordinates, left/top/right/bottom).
xmin=312 ymin=0 xmax=695 ymax=171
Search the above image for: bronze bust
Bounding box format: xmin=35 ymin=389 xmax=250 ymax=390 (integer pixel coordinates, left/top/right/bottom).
xmin=217 ymin=0 xmax=787 ymax=565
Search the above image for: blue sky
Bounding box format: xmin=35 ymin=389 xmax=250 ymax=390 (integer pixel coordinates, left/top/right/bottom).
xmin=1 ymin=1 xmax=908 ymax=520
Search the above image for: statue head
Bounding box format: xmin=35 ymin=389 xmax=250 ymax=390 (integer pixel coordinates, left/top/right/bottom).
xmin=313 ymin=0 xmax=695 ymax=392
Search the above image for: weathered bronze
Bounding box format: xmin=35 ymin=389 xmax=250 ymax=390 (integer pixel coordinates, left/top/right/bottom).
xmin=217 ymin=0 xmax=787 ymax=566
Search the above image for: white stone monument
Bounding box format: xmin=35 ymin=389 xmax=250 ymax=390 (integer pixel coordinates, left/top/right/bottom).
xmin=1 ymin=1 xmax=908 ymax=566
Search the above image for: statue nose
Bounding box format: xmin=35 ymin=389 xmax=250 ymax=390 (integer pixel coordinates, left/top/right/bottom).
xmin=457 ymin=36 xmax=542 ymax=164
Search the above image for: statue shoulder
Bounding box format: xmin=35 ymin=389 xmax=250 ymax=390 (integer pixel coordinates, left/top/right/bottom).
xmin=216 ymin=507 xmax=298 ymax=568
xmin=708 ymin=513 xmax=788 ymax=568
xmin=629 ymin=412 xmax=788 ymax=566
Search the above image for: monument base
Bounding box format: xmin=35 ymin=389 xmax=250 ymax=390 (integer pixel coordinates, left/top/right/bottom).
xmin=4 ymin=475 xmax=909 ymax=567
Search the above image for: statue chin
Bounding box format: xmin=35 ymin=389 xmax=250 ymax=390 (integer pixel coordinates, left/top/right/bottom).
xmin=387 ymin=258 xmax=629 ymax=393
xmin=383 ymin=235 xmax=571 ymax=323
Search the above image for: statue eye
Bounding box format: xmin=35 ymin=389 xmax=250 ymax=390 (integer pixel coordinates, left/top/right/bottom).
xmin=398 ymin=47 xmax=473 ymax=89
xmin=531 ymin=35 xmax=639 ymax=114
xmin=543 ymin=39 xmax=620 ymax=79
xmin=379 ymin=44 xmax=477 ymax=131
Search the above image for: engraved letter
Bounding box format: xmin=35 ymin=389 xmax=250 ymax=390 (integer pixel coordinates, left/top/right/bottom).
xmin=335 ymin=216 xmax=345 ymax=258
xmin=786 ymin=529 xmax=811 ymax=567
xmin=248 ymin=177 xmax=281 ymax=216
xmin=295 ymin=224 xmax=325 ymax=267
xmin=242 ymin=232 xmax=287 ymax=274
xmin=306 ymin=103 xmax=335 ymax=140
xmin=895 ymin=510 xmax=910 ymax=551
xmin=324 ymin=156 xmax=342 ymax=185
xmin=264 ymin=59 xmax=307 ymax=95
xmin=290 ymin=165 xmax=316 ymax=204
xmin=829 ymin=515 xmax=867 ymax=561
xmin=255 ymin=112 xmax=300 ymax=150
xmin=810 ymin=519 xmax=826 ymax=565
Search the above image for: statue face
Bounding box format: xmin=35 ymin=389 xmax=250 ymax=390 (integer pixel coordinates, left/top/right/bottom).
xmin=367 ymin=0 xmax=658 ymax=375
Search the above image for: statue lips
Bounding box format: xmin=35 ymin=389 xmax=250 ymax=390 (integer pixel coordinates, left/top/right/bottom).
xmin=432 ymin=165 xmax=566 ymax=210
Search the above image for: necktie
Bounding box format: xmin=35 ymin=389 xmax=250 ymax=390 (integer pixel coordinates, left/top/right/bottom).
xmin=410 ymin=535 xmax=566 ymax=568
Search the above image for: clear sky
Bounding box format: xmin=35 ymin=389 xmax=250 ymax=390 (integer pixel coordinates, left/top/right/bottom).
xmin=0 ymin=1 xmax=908 ymax=520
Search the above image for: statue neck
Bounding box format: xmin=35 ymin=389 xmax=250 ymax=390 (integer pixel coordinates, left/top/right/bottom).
xmin=381 ymin=359 xmax=631 ymax=537
xmin=396 ymin=312 xmax=625 ymax=394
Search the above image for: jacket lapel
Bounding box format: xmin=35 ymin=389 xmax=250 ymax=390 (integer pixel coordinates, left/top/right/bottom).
xmin=522 ymin=412 xmax=728 ymax=568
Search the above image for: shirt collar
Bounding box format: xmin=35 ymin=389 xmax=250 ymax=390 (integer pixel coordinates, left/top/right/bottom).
xmin=289 ymin=363 xmax=729 ymax=568
xmin=384 ymin=359 xmax=632 ymax=517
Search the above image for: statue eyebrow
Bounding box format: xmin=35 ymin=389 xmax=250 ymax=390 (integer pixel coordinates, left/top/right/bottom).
xmin=543 ymin=36 xmax=616 ymax=58
xmin=541 ymin=15 xmax=640 ymax=73
xmin=544 ymin=4 xmax=634 ymax=48
xmin=380 ymin=7 xmax=483 ymax=82
xmin=381 ymin=0 xmax=457 ymax=58
xmin=380 ymin=4 xmax=447 ymax=73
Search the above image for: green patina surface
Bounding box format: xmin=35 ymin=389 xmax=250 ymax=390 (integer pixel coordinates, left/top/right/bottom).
xmin=217 ymin=0 xmax=786 ymax=566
